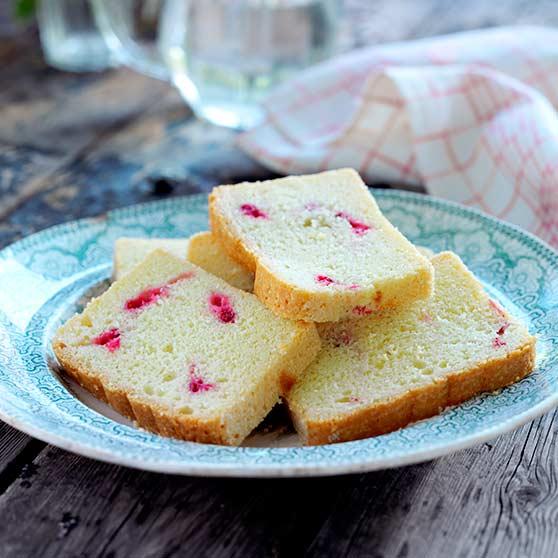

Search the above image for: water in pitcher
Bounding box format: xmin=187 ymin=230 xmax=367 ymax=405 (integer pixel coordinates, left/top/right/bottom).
xmin=38 ymin=0 xmax=114 ymax=71
xmin=163 ymin=0 xmax=340 ymax=129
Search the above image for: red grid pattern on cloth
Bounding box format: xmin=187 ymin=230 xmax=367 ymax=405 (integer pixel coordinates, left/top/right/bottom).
xmin=238 ymin=26 xmax=558 ymax=247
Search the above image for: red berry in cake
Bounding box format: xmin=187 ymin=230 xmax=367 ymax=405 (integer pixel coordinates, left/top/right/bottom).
xmin=492 ymin=337 xmax=507 ymax=348
xmin=316 ymin=275 xmax=361 ymax=290
xmin=497 ymin=322 xmax=510 ymax=336
xmin=335 ymin=211 xmax=372 ymax=235
xmin=124 ymin=272 xmax=195 ymax=311
xmin=92 ymin=328 xmax=121 ymax=351
xmin=240 ymin=204 xmax=268 ymax=219
xmin=353 ymin=305 xmax=373 ymax=316
xmin=188 ymin=364 xmax=215 ymax=393
xmin=208 ymin=292 xmax=236 ymax=323
xmin=125 ymin=286 xmax=169 ymax=311
xmin=316 ymin=274 xmax=336 ymax=286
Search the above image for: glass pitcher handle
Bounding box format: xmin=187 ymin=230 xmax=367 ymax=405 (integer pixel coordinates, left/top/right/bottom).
xmin=91 ymin=0 xmax=170 ymax=81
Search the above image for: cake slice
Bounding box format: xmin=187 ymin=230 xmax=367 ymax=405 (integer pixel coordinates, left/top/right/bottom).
xmin=113 ymin=233 xmax=255 ymax=291
xmin=113 ymin=238 xmax=189 ymax=280
xmin=54 ymin=250 xmax=320 ymax=445
xmin=187 ymin=232 xmax=254 ymax=292
xmin=287 ymin=252 xmax=536 ymax=445
xmin=209 ymin=168 xmax=433 ymax=322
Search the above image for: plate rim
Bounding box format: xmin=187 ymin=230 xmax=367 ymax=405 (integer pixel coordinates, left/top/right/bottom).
xmin=0 ymin=390 xmax=557 ymax=478
xmin=1 ymin=189 xmax=557 ymax=477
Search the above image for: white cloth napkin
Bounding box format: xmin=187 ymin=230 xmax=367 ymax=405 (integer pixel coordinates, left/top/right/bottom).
xmin=238 ymin=26 xmax=558 ymax=247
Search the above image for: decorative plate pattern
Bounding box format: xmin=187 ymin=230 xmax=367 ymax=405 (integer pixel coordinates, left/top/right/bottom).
xmin=0 ymin=191 xmax=557 ymax=477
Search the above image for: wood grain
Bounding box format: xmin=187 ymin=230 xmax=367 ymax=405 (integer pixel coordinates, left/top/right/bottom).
xmin=305 ymin=411 xmax=558 ymax=558
xmin=2 ymin=1 xmax=558 ymax=557
xmin=0 ymin=422 xmax=44 ymax=497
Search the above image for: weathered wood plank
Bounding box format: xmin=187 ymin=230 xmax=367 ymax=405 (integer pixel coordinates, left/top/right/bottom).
xmin=0 ymin=34 xmax=191 ymax=225
xmin=0 ymin=422 xmax=44 ymax=497
xmin=305 ymin=412 xmax=558 ymax=558
xmin=0 ymin=63 xmax=173 ymax=150
xmin=0 ymin=446 xmax=347 ymax=558
xmin=0 ymin=143 xmax=68 ymax=222
xmin=0 ymin=75 xmax=181 ymax=220
xmin=0 ymin=107 xmax=272 ymax=247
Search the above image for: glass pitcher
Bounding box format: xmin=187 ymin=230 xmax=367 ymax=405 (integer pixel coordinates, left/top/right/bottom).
xmin=92 ymin=0 xmax=341 ymax=129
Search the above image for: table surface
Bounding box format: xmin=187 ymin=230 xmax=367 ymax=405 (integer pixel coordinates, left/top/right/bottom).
xmin=2 ymin=2 xmax=558 ymax=557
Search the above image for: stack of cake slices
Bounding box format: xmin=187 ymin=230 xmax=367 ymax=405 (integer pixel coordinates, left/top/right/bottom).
xmin=53 ymin=169 xmax=536 ymax=446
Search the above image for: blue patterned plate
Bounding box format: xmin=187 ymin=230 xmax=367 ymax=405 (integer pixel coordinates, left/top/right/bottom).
xmin=0 ymin=191 xmax=557 ymax=477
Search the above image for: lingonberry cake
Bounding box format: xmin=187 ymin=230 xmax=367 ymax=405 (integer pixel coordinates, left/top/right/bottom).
xmin=287 ymin=252 xmax=536 ymax=445
xmin=114 ymin=233 xmax=254 ymax=291
xmin=209 ymin=169 xmax=433 ymax=322
xmin=54 ymin=250 xmax=320 ymax=445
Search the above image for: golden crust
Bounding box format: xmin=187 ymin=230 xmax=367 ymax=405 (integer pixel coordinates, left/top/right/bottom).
xmin=290 ymin=338 xmax=536 ymax=445
xmin=209 ymin=190 xmax=433 ymax=322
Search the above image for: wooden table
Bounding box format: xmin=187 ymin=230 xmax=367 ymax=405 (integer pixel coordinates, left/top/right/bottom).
xmin=1 ymin=3 xmax=558 ymax=557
